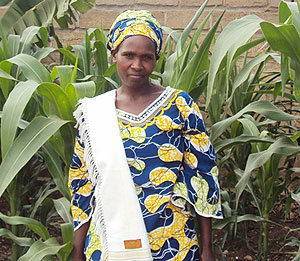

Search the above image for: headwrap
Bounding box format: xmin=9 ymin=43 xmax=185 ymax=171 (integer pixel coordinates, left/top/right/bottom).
xmin=107 ymin=10 xmax=163 ymax=54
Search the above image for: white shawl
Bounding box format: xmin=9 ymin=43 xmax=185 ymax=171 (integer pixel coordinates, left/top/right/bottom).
xmin=74 ymin=90 xmax=152 ymax=261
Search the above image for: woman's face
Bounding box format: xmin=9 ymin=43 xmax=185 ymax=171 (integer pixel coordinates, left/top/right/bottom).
xmin=112 ymin=35 xmax=157 ymax=89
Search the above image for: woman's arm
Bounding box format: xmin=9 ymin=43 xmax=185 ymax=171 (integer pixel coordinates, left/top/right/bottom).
xmin=197 ymin=215 xmax=215 ymax=261
xmin=72 ymin=220 xmax=91 ymax=261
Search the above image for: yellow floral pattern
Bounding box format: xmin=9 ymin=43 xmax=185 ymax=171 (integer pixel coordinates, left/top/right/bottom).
xmin=158 ymin=144 xmax=183 ymax=162
xmin=191 ymin=172 xmax=219 ymax=215
xmin=175 ymin=96 xmax=191 ymax=120
xmin=71 ymin=205 xmax=89 ymax=221
xmin=184 ymin=151 xmax=198 ymax=169
xmin=120 ymin=126 xmax=146 ymax=143
xmin=128 ymin=158 xmax=146 ymax=171
xmin=85 ymin=222 xmax=102 ymax=260
xmin=149 ymin=167 xmax=177 ymax=186
xmin=185 ymin=132 xmax=210 ymax=152
xmin=155 ymin=115 xmax=182 ymax=131
xmin=78 ymin=181 xmax=93 ymax=196
xmin=148 ymin=203 xmax=198 ymax=260
xmin=145 ymin=194 xmax=170 ymax=213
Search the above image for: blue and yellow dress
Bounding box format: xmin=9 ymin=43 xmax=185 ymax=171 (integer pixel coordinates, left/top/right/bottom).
xmin=69 ymin=87 xmax=222 ymax=260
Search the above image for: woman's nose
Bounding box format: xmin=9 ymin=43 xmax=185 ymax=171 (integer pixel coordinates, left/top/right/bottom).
xmin=131 ymin=58 xmax=143 ymax=70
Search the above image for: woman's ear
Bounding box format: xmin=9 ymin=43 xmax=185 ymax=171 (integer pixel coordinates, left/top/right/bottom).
xmin=111 ymin=50 xmax=117 ymax=63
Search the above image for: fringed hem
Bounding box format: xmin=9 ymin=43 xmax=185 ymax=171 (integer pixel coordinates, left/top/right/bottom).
xmin=73 ymin=99 xmax=109 ymax=258
xmin=74 ymin=101 xmax=100 ymax=186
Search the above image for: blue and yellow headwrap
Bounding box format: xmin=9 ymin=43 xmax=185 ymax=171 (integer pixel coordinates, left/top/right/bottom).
xmin=107 ymin=10 xmax=163 ymax=54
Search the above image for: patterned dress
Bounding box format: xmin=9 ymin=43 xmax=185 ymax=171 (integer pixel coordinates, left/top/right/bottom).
xmin=69 ymin=87 xmax=222 ymax=261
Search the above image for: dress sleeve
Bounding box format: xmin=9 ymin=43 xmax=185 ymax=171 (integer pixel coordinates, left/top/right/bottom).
xmin=68 ymin=133 xmax=95 ymax=230
xmin=172 ymin=92 xmax=222 ymax=219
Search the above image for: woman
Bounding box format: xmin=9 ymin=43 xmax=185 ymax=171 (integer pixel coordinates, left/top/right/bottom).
xmin=69 ymin=10 xmax=222 ymax=261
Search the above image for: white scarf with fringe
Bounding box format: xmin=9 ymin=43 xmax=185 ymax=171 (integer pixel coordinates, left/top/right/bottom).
xmin=74 ymin=89 xmax=152 ymax=261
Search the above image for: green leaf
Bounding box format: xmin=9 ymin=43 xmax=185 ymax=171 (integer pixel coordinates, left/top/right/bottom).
xmin=58 ymin=47 xmax=76 ymax=64
xmin=232 ymin=53 xmax=272 ymax=91
xmin=8 ymin=34 xmax=20 ymax=57
xmin=65 ymin=83 xmax=78 ymax=108
xmin=279 ymin=0 xmax=293 ymax=24
xmin=0 ymin=0 xmax=94 ymax=36
xmin=0 ymin=61 xmax=14 ymax=99
xmin=18 ymin=237 xmax=70 ymax=261
xmin=7 ymin=53 xmax=52 ymax=83
xmin=71 ymin=55 xmax=79 ymax=83
xmin=72 ymin=81 xmax=96 ymax=99
xmin=72 ymin=0 xmax=95 ymax=13
xmin=260 ymin=22 xmax=300 ymax=69
xmin=281 ymin=53 xmax=290 ymax=96
xmin=59 ymin=223 xmax=74 ymax=259
xmin=211 ymin=100 xmax=300 ymax=143
xmin=162 ymin=53 xmax=178 ymax=87
xmin=233 ymin=37 xmax=266 ymax=62
xmin=235 ymin=137 xmax=300 ymax=209
xmin=40 ymin=198 xmax=54 ymax=226
xmin=42 ymin=142 xmax=70 ymax=200
xmin=0 ymin=0 xmax=54 ymax=36
xmin=34 ymin=47 xmax=56 ymax=61
xmin=292 ymin=13 xmax=300 ymax=34
xmin=0 ymin=212 xmax=50 ymax=240
xmin=0 ymin=0 xmax=11 ymax=6
xmin=175 ymin=11 xmax=224 ymax=94
xmin=291 ymin=129 xmax=300 ymax=142
xmin=51 ymin=65 xmax=73 ymax=89
xmin=214 ymin=135 xmax=274 ymax=153
xmin=19 ymin=26 xmax=48 ymax=54
xmin=0 ymin=228 xmax=34 ymax=246
xmin=0 ymin=22 xmax=10 ymax=59
xmin=292 ymin=192 xmax=300 ymax=205
xmin=213 ymin=214 xmax=266 ymax=230
xmin=260 ymin=21 xmax=300 ymax=102
xmin=37 ymin=82 xmax=74 ymax=120
xmin=61 ymin=223 xmax=74 ymax=245
xmin=0 ymin=68 xmax=16 ymax=80
xmin=53 ymin=197 xmax=72 ymax=223
xmin=73 ymin=45 xmax=88 ymax=75
xmin=30 ymin=186 xmax=58 ymax=219
xmin=207 ymin=15 xmax=263 ymax=108
xmin=162 ymin=26 xmax=180 ymax=44
xmin=1 ymin=80 xmax=39 ymax=158
xmin=178 ymin=0 xmax=209 ymax=53
xmin=94 ymin=40 xmax=108 ymax=77
xmin=0 ymin=112 xmax=29 ymax=130
xmin=0 ymin=116 xmax=69 ymax=197
xmin=238 ymin=118 xmax=260 ymax=136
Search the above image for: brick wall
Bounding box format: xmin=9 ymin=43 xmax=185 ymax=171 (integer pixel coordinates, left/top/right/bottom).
xmin=54 ymin=0 xmax=284 ymax=46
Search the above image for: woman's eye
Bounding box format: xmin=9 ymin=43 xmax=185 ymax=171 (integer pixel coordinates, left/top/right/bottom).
xmin=143 ymin=55 xmax=152 ymax=60
xmin=125 ymin=53 xmax=133 ymax=58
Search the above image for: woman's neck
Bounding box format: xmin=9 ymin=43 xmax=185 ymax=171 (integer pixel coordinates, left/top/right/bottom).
xmin=115 ymin=84 xmax=165 ymax=115
xmin=118 ymin=82 xmax=155 ymax=99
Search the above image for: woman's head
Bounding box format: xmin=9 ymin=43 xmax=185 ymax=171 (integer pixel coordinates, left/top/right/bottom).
xmin=107 ymin=10 xmax=163 ymax=56
xmin=107 ymin=10 xmax=163 ymax=89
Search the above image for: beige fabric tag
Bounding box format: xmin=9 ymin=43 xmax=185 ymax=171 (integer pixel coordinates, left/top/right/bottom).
xmin=124 ymin=239 xmax=142 ymax=249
